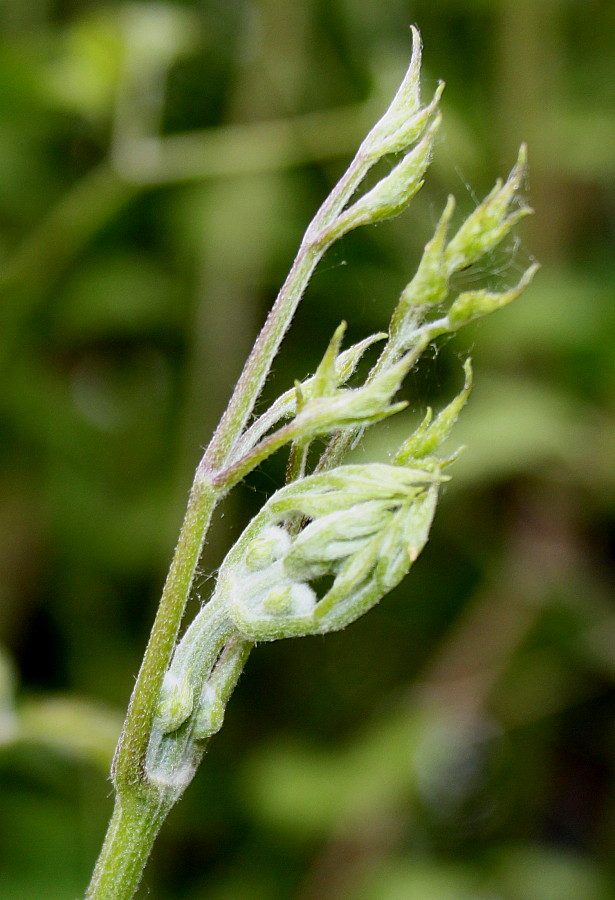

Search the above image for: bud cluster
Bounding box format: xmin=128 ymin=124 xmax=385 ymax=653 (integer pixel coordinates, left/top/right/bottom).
xmin=388 ymin=145 xmax=537 ymax=357
xmin=311 ymin=27 xmax=443 ymax=250
xmin=222 ymin=463 xmax=443 ymax=641
xmin=140 ymin=26 xmax=537 ymax=816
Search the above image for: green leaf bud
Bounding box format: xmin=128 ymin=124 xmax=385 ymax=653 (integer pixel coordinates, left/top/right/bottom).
xmin=312 ymin=480 xmax=439 ymax=628
xmin=227 ymin=559 xmax=317 ymax=639
xmin=444 ymin=145 xmax=532 ymax=275
xmin=291 ymin=350 xmax=415 ymax=439
xmin=190 ymin=637 xmax=251 ymax=740
xmin=244 ymin=525 xmax=291 ymax=570
xmin=447 ymin=264 xmax=539 ymax=329
xmin=400 ymin=195 xmax=455 ymax=307
xmin=326 ymin=114 xmax=440 ymax=242
xmin=262 ymin=582 xmax=316 ymax=617
xmin=362 ymin=27 xmax=444 ymax=159
xmin=365 ymin=84 xmax=444 ymax=161
xmin=261 ymin=584 xmax=294 ymax=615
xmin=375 ymin=483 xmax=439 ymax=587
xmin=310 ymin=322 xmax=346 ymax=399
xmin=156 ymin=672 xmax=194 ymax=734
xmin=220 ymin=463 xmax=444 ymax=640
xmin=388 ymin=195 xmax=455 ymax=353
xmin=363 ymin=26 xmax=423 ymax=145
xmin=192 ymin=683 xmax=225 ymax=740
xmin=395 ymin=358 xmax=473 ymax=464
xmin=284 ymin=499 xmax=394 ymax=580
xmin=235 ymin=331 xmax=387 ymax=459
xmin=272 ymin=464 xmax=442 ymax=519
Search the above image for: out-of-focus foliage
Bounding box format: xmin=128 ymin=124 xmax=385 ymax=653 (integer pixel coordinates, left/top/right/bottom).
xmin=1 ymin=1 xmax=614 ymax=897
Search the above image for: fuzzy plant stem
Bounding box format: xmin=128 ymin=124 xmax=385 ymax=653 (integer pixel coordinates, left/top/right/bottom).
xmin=85 ymin=28 xmax=533 ymax=897
xmin=111 ymin=112 xmax=380 ymax=782
xmin=86 ymin=138 xmax=375 ymax=900
xmin=111 ymin=162 xmax=369 ymax=787
xmin=86 ymin=794 xmax=171 ymax=899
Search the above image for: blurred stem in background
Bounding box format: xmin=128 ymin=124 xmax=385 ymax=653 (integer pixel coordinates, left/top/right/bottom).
xmin=497 ymin=0 xmax=568 ymax=261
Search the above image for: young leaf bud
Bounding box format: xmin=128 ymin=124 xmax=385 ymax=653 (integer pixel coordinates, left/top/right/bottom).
xmin=156 ymin=672 xmax=194 ymax=734
xmin=244 ymin=526 xmax=291 ymax=570
xmin=220 ymin=463 xmax=445 ymax=641
xmin=291 ymin=350 xmax=415 ymax=439
xmin=362 ymin=25 xmax=423 ymax=151
xmin=447 ymin=264 xmax=539 ymax=329
xmin=324 ymin=115 xmax=441 ymax=243
xmin=445 ymin=145 xmax=532 ymax=275
xmin=192 ymin=683 xmax=225 ymax=740
xmin=398 ymin=195 xmax=455 ymax=308
xmin=191 ymin=637 xmax=251 ymax=740
xmin=310 ymin=322 xmax=347 ymax=399
xmin=284 ymin=499 xmax=394 ymax=580
xmin=395 ymin=359 xmax=473 ymax=464
xmin=388 ymin=195 xmax=456 ymax=354
xmin=362 ymin=27 xmax=444 ymax=159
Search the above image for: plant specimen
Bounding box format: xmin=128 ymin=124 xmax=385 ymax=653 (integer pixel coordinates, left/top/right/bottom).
xmin=85 ymin=27 xmax=536 ymax=898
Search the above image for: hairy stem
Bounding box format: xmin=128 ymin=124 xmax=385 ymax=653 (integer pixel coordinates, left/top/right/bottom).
xmin=112 ymin=474 xmax=218 ymax=791
xmin=86 ymin=793 xmax=172 ymax=900
xmin=82 ymin=30 xmax=533 ymax=899
xmin=202 ymin=150 xmax=372 ymax=471
xmin=92 ymin=148 xmax=373 ymax=893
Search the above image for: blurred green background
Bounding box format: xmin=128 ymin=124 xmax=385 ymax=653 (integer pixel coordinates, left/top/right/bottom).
xmin=1 ymin=0 xmax=615 ymax=897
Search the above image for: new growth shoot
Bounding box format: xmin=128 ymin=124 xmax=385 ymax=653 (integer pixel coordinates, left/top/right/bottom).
xmin=86 ymin=27 xmax=536 ymax=899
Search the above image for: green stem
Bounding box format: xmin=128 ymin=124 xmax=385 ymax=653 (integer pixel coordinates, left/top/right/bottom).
xmin=202 ymin=242 xmax=322 ymax=468
xmin=89 ymin=109 xmax=376 ymax=900
xmin=86 ymin=792 xmax=172 ymax=900
xmin=112 ymin=474 xmax=218 ymax=792
xmin=203 ymin=150 xmax=372 ymax=470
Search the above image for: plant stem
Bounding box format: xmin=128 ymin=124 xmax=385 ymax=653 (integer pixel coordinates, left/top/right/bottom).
xmin=88 ymin=114 xmax=375 ymax=900
xmin=112 ymin=474 xmax=218 ymax=792
xmin=203 ymin=243 xmax=321 ymax=468
xmin=203 ymin=150 xmax=372 ymax=470
xmin=86 ymin=792 xmax=173 ymax=900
